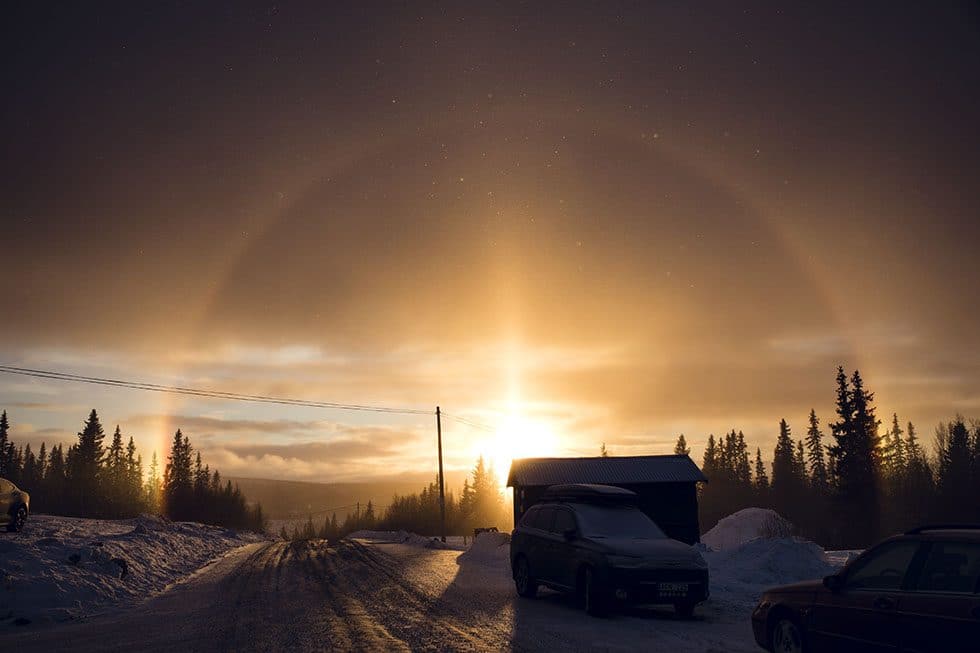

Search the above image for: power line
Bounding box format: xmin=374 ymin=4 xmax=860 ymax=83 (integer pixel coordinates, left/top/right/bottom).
xmin=440 ymin=411 xmax=498 ymax=433
xmin=0 ymin=364 xmax=431 ymax=416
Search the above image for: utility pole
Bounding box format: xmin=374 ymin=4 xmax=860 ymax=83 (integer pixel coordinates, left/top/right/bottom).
xmin=436 ymin=406 xmax=446 ymax=542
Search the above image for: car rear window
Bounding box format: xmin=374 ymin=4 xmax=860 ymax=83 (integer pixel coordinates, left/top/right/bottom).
xmin=913 ymin=542 xmax=980 ymax=594
xmin=571 ymin=503 xmax=666 ymax=539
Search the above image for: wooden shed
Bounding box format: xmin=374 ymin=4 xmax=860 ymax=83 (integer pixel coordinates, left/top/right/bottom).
xmin=507 ymin=455 xmax=708 ymax=544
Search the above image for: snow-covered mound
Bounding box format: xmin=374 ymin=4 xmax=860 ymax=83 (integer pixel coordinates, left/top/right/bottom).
xmin=708 ymin=537 xmax=836 ymax=589
xmin=0 ymin=514 xmax=264 ymax=627
xmin=457 ymin=531 xmax=510 ymax=565
xmin=702 ymin=507 xmax=793 ymax=551
xmin=347 ymin=530 xmax=463 ymax=550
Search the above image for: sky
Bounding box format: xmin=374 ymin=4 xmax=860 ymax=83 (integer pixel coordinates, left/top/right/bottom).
xmin=2 ymin=2 xmax=979 ymax=485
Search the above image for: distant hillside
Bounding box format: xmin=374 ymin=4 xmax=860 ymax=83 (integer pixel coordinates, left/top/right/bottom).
xmin=230 ymin=471 xmax=469 ymax=519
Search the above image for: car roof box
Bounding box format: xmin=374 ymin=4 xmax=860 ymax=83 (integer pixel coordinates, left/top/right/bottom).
xmin=541 ymin=483 xmax=638 ymax=503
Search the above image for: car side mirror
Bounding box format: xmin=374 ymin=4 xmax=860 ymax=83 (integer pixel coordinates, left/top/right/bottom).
xmin=823 ymin=574 xmax=843 ymax=592
xmin=563 ymin=528 xmax=577 ymax=541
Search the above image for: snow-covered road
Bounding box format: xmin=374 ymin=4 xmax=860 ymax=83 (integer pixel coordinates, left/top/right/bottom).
xmin=0 ymin=536 xmax=768 ymax=652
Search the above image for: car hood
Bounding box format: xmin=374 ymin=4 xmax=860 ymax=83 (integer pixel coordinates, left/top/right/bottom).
xmin=764 ymin=579 xmax=825 ymax=596
xmin=589 ymin=536 xmax=703 ymax=563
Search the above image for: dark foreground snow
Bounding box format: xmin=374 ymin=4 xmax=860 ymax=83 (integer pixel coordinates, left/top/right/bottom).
xmin=0 ymin=514 xmax=264 ymax=626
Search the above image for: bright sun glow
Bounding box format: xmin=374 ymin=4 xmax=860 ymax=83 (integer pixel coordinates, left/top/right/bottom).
xmin=477 ymin=415 xmax=560 ymax=484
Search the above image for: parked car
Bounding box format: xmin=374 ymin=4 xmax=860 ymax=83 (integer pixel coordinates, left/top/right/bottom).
xmin=752 ymin=525 xmax=980 ymax=653
xmin=510 ymin=483 xmax=709 ymax=616
xmin=0 ymin=477 xmax=30 ymax=532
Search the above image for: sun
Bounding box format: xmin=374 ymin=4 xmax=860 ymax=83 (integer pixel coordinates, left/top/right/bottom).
xmin=478 ymin=415 xmax=560 ymax=484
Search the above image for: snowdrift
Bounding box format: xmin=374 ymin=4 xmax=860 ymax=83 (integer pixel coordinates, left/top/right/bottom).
xmin=707 ymin=537 xmax=837 ymax=592
xmin=0 ymin=514 xmax=263 ymax=627
xmin=347 ymin=530 xmax=463 ymax=550
xmin=457 ymin=531 xmax=511 ymax=566
xmin=702 ymin=507 xmax=793 ymax=551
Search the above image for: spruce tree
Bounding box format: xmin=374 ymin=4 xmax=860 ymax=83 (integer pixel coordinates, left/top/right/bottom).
xmin=772 ymin=419 xmax=796 ymax=491
xmin=37 ymin=442 xmax=47 ymax=481
xmin=702 ymin=435 xmax=717 ymax=478
xmin=0 ymin=410 xmax=9 ymax=477
xmin=71 ymin=409 xmax=107 ymax=515
xmin=771 ymin=419 xmax=799 ymax=520
xmin=754 ymin=447 xmax=770 ymax=495
xmin=107 ymin=426 xmax=125 ymax=511
xmin=794 ymin=440 xmax=807 ymax=482
xmin=885 ymin=414 xmax=906 ymax=477
xmin=828 ymin=368 xmax=882 ymax=547
xmin=674 ymin=434 xmax=690 ymax=456
xmin=147 ymin=451 xmax=161 ymax=512
xmin=805 ymin=409 xmax=829 ymax=492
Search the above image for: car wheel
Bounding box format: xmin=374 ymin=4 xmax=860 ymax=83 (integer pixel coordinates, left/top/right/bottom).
xmin=582 ymin=567 xmax=608 ymax=617
xmin=513 ymin=556 xmax=537 ymax=598
xmin=674 ymin=601 xmax=696 ymax=618
xmin=771 ymin=615 xmax=805 ymax=653
xmin=7 ymin=506 xmax=27 ymax=533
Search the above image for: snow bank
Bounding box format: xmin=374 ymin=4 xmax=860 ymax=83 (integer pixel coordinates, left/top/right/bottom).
xmin=457 ymin=531 xmax=510 ymax=566
xmin=347 ymin=530 xmax=464 ymax=550
xmin=702 ymin=507 xmax=793 ymax=551
xmin=708 ymin=537 xmax=836 ymax=589
xmin=0 ymin=514 xmax=264 ymax=627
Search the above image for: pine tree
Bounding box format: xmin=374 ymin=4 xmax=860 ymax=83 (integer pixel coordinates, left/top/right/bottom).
xmin=884 ymin=414 xmax=907 ymax=478
xmin=163 ymin=430 xmax=194 ymax=520
xmin=470 ymin=456 xmax=504 ymax=529
xmin=106 ymin=426 xmax=125 ymax=512
xmin=21 ymin=444 xmax=38 ymax=490
xmin=935 ymin=416 xmax=973 ymax=521
xmin=147 ymin=451 xmax=161 ymax=513
xmin=794 ymin=440 xmax=807 ymax=482
xmin=772 ymin=419 xmax=796 ymax=491
xmin=754 ymin=447 xmax=770 ymax=494
xmin=46 ymin=444 xmax=67 ymax=507
xmin=735 ymin=431 xmax=751 ymax=485
xmin=674 ymin=434 xmax=690 ymax=456
xmin=702 ymin=434 xmax=717 ymax=479
xmin=0 ymin=410 xmax=9 ymax=477
xmin=828 ymin=368 xmax=882 ymax=547
xmin=805 ymin=409 xmax=828 ymax=492
xmin=771 ymin=419 xmax=801 ymax=520
xmin=37 ymin=442 xmax=47 ymax=481
xmin=70 ymin=409 xmax=107 ymax=515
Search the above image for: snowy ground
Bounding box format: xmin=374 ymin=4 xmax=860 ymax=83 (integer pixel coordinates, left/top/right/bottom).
xmin=0 ymin=509 xmax=861 ymax=651
xmin=0 ymin=514 xmax=265 ymax=627
xmin=348 ymin=529 xmax=470 ymax=550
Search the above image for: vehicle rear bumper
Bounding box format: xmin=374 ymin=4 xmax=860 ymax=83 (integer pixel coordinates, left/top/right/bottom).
xmin=606 ymin=568 xmax=709 ymax=604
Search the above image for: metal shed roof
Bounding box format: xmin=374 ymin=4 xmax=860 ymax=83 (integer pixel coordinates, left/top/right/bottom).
xmin=506 ymin=455 xmax=707 ymax=487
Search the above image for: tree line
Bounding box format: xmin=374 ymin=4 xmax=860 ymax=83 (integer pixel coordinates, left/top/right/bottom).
xmin=0 ymin=408 xmax=265 ymax=532
xmin=284 ymin=455 xmax=508 ymax=541
xmin=686 ymin=367 xmax=979 ymax=549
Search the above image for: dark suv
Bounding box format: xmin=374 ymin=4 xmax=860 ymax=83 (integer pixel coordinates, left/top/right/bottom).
xmin=0 ymin=477 xmax=30 ymax=532
xmin=510 ymin=483 xmax=709 ymax=616
xmin=752 ymin=526 xmax=980 ymax=653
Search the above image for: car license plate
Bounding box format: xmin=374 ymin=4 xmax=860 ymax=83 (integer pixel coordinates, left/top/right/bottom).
xmin=658 ymin=582 xmax=688 ymax=594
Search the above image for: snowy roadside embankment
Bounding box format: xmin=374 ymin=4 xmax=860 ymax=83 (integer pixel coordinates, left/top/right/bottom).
xmin=0 ymin=514 xmax=266 ymax=627
xmin=347 ymin=530 xmax=468 ymax=550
